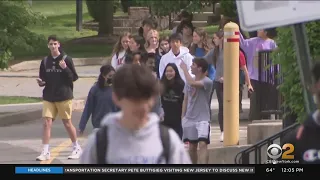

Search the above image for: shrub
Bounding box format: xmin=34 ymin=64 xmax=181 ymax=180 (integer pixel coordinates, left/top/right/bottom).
xmin=274 ymin=21 xmax=320 ymax=122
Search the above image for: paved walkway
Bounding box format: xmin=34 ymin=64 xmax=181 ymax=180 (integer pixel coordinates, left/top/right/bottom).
xmin=0 ymin=65 xmax=250 ymax=164
xmin=0 ymin=65 xmax=250 ymax=99
xmin=0 ymin=77 xmax=95 ymax=98
xmin=0 ymin=111 xmax=248 ymax=164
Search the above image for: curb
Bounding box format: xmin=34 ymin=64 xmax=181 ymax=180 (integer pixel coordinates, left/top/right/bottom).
xmin=0 ymin=99 xmax=86 ymax=127
xmin=8 ymin=57 xmax=108 ymax=72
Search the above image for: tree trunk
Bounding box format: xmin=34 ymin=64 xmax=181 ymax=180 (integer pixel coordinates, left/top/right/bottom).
xmin=98 ymin=1 xmax=114 ymax=36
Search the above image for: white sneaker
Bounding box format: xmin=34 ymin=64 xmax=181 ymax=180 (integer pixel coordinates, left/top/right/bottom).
xmin=36 ymin=151 xmax=50 ymax=161
xmin=68 ymin=147 xmax=82 ymax=159
xmin=220 ymin=132 xmax=224 ymax=142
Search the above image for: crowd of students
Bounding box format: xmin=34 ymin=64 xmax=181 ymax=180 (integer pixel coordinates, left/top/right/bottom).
xmin=36 ymin=11 xmax=282 ymax=164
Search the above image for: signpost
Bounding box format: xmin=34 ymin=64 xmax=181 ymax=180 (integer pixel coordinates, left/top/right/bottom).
xmin=236 ymin=0 xmax=318 ymax=115
xmin=76 ymin=0 xmax=83 ymax=31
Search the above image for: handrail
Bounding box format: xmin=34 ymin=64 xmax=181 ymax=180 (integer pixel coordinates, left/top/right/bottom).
xmin=234 ymin=122 xmax=300 ymax=164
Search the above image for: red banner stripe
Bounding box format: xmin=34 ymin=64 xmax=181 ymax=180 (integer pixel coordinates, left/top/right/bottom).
xmin=227 ymin=38 xmax=239 ymax=42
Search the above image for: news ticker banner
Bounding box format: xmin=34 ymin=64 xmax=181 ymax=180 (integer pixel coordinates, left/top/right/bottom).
xmin=14 ymin=166 xmax=311 ymax=175
xmin=16 ymin=167 xmax=255 ymax=174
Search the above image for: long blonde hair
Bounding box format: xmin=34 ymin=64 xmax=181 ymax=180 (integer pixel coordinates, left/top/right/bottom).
xmin=145 ymin=29 xmax=159 ymax=48
xmin=112 ymin=32 xmax=131 ymax=58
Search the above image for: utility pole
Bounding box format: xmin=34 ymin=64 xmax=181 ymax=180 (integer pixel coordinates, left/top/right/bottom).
xmin=76 ymin=0 xmax=83 ymax=31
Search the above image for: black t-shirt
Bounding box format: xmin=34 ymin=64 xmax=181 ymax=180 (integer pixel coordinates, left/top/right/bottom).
xmin=281 ymin=112 xmax=320 ymax=164
xmin=161 ymin=85 xmax=184 ymax=127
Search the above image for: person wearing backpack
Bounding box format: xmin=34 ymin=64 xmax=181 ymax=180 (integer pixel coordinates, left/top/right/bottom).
xmin=80 ymin=64 xmax=191 ymax=164
xmin=36 ymin=35 xmax=81 ymax=161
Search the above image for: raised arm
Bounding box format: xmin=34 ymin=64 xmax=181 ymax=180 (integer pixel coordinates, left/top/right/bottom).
xmin=239 ymin=32 xmax=258 ymax=50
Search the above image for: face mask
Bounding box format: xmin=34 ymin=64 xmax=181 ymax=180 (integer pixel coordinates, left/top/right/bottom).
xmin=106 ymin=78 xmax=112 ymax=85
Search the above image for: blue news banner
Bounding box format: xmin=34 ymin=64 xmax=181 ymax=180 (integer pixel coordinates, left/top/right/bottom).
xmin=15 ymin=166 xmax=255 ymax=174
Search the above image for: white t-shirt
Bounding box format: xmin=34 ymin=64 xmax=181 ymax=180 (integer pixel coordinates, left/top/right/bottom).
xmin=111 ymin=50 xmax=126 ymax=70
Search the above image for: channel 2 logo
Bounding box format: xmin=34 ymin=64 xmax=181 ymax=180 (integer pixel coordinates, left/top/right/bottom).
xmin=267 ymin=143 xmax=295 ymax=160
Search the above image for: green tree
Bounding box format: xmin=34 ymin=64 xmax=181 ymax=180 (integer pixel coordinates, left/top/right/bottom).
xmin=0 ymin=1 xmax=43 ymax=69
xmin=219 ymin=0 xmax=237 ymax=18
xmin=274 ymin=22 xmax=320 ymax=122
xmin=86 ymin=0 xmax=114 ymax=35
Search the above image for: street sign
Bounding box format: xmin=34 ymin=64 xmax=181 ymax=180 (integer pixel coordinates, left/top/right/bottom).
xmin=236 ymin=1 xmax=320 ymax=31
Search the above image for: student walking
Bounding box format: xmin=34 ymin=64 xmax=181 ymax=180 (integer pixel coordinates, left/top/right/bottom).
xmin=160 ymin=63 xmax=185 ymax=139
xmin=80 ymin=65 xmax=191 ymax=164
xmin=110 ymin=32 xmax=130 ymax=70
xmin=139 ymin=18 xmax=158 ymax=41
xmin=176 ymin=20 xmax=194 ymax=49
xmin=36 ymin=35 xmax=81 ymax=161
xmin=172 ymin=10 xmax=193 ymax=34
xmin=78 ymin=65 xmax=119 ymax=134
xmin=126 ymin=51 xmax=144 ymax=65
xmin=239 ymin=29 xmax=277 ymax=121
xmin=190 ymin=28 xmax=215 ymax=120
xmin=159 ymin=33 xmax=194 ymax=83
xmin=145 ymin=30 xmax=159 ymax=54
xmin=155 ymin=36 xmax=170 ymax=78
xmin=180 ymin=58 xmax=213 ymax=164
xmin=125 ymin=35 xmax=147 ymax=64
xmin=211 ymin=30 xmax=225 ymax=142
xmin=211 ymin=31 xmax=254 ymax=142
xmin=145 ymin=54 xmax=164 ymax=119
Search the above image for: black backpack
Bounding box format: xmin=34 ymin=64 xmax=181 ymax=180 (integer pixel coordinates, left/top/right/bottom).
xmin=43 ymin=55 xmax=67 ymax=69
xmin=96 ymin=124 xmax=171 ymax=164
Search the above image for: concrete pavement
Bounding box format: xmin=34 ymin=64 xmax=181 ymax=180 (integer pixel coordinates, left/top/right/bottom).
xmin=0 ymin=65 xmax=251 ymax=164
xmin=0 ymin=77 xmax=96 ymax=98
xmin=0 ymin=111 xmax=249 ymax=164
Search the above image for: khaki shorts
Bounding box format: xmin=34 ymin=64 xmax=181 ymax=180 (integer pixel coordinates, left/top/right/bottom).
xmin=42 ymin=100 xmax=72 ymax=120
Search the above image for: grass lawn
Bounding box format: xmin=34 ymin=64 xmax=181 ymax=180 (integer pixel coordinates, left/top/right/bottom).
xmin=12 ymin=1 xmax=111 ymax=61
xmin=12 ymin=1 xmax=218 ymax=61
xmin=0 ymin=96 xmax=42 ymax=105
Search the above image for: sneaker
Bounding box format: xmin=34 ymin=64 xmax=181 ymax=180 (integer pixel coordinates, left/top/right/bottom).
xmin=220 ymin=132 xmax=224 ymax=142
xmin=36 ymin=151 xmax=50 ymax=161
xmin=68 ymin=147 xmax=82 ymax=159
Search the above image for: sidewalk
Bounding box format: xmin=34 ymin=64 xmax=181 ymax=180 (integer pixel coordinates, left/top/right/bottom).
xmin=0 ymin=77 xmax=96 ymax=98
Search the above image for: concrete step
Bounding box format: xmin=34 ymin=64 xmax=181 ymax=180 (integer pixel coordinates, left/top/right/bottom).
xmin=192 ymin=12 xmax=214 ymax=21
xmin=113 ymin=27 xmax=140 ymax=35
xmin=173 ymin=20 xmax=208 ymax=27
xmin=113 ymin=19 xmax=141 ymax=27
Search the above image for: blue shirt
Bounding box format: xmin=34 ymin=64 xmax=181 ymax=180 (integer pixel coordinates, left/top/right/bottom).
xmin=79 ymin=83 xmax=119 ymax=130
xmin=195 ymin=47 xmax=215 ymax=80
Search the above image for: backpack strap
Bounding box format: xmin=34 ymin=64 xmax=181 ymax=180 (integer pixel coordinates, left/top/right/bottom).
xmin=62 ymin=55 xmax=67 ymax=61
xmin=43 ymin=55 xmax=67 ymax=69
xmin=158 ymin=124 xmax=170 ymax=164
xmin=96 ymin=126 xmax=108 ymax=164
xmin=43 ymin=56 xmax=48 ymax=70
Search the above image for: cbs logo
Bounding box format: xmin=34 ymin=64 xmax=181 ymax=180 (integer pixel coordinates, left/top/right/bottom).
xmin=267 ymin=143 xmax=294 ymax=160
